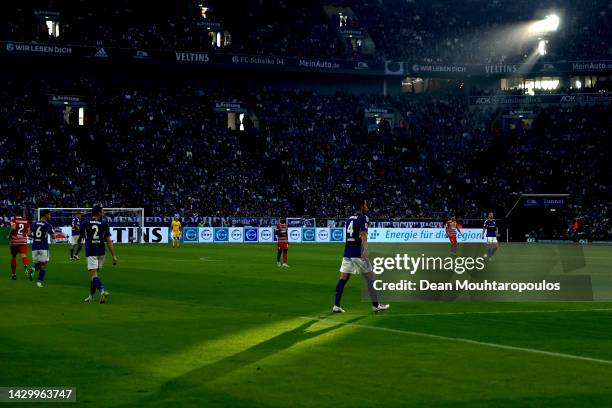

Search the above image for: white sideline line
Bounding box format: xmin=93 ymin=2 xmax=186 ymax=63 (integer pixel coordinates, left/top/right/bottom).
xmin=379 ymin=308 xmax=612 ymax=317
xmin=301 ymin=315 xmax=612 ymax=366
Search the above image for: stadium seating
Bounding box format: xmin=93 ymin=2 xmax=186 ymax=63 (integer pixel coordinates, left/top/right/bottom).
xmin=0 ymin=80 xmax=609 ymax=239
xmin=2 ymin=0 xmax=610 ymax=62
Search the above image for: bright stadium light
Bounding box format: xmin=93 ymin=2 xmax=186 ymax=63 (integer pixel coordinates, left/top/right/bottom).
xmin=529 ymin=14 xmax=560 ymax=34
xmin=545 ymin=14 xmax=560 ymax=31
xmin=537 ymin=39 xmax=547 ymax=55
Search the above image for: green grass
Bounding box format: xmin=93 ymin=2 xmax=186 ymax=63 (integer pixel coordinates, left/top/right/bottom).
xmin=2 ymin=243 xmax=612 ymax=407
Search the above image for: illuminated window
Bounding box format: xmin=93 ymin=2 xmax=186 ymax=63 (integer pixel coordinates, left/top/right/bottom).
xmin=45 ymin=19 xmax=60 ymax=37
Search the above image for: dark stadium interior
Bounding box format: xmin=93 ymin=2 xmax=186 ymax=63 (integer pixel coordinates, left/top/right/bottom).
xmin=1 ymin=0 xmax=611 ymax=241
xmin=3 ymin=2 xmax=612 ymax=408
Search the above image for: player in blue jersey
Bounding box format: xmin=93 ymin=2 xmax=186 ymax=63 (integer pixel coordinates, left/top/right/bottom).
xmin=30 ymin=209 xmax=56 ymax=287
xmin=482 ymin=211 xmax=499 ymax=259
xmin=81 ymin=205 xmax=117 ymax=304
xmin=333 ymin=197 xmax=389 ymax=313
xmin=70 ymin=210 xmax=83 ymax=260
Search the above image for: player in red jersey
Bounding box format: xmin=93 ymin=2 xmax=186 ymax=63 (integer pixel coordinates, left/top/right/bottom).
xmin=8 ymin=207 xmax=34 ymax=280
xmin=275 ymin=218 xmax=289 ymax=267
xmin=445 ymin=215 xmax=463 ymax=256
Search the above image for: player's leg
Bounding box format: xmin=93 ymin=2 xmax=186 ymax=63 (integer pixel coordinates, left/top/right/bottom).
xmin=10 ymin=246 xmax=18 ymax=280
xmin=490 ymin=238 xmax=499 ymax=257
xmin=74 ymin=236 xmax=82 ymax=259
xmin=85 ymin=256 xmax=109 ymax=303
xmin=19 ymin=246 xmax=33 ymax=279
xmin=282 ymin=248 xmax=289 ymax=267
xmin=33 ymin=250 xmax=40 ymax=281
xmin=276 ymin=247 xmax=282 ymax=266
xmin=334 ymin=273 xmax=351 ymax=312
xmin=70 ymin=236 xmax=76 ymax=259
xmin=450 ymin=236 xmax=458 ymax=256
xmin=36 ymin=257 xmax=48 ymax=287
xmin=334 ymin=258 xmax=355 ymax=312
xmin=356 ymin=259 xmax=389 ymax=312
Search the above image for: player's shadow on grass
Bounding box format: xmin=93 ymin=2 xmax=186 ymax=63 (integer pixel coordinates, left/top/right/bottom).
xmin=115 ymin=316 xmax=365 ymax=407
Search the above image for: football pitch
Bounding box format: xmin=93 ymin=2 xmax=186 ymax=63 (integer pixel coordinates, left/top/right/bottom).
xmin=2 ymin=243 xmax=612 ymax=407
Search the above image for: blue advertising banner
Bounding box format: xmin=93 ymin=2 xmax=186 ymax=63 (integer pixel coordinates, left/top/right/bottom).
xmin=214 ymin=227 xmax=229 ymax=242
xmin=182 ymin=227 xmax=199 ymax=243
xmin=302 ymin=228 xmax=316 ymax=242
xmin=330 ymin=228 xmax=345 ymax=242
xmin=244 ymin=227 xmax=259 ymax=242
xmin=524 ymin=197 xmax=567 ymax=209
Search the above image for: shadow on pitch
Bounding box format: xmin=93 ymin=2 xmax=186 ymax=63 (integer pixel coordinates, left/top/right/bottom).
xmin=114 ymin=315 xmax=366 ymax=407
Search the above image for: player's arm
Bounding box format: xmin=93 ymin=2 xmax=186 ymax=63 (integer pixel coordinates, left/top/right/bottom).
xmin=7 ymin=220 xmax=16 ymax=240
xmin=105 ymin=235 xmax=118 ymax=265
xmin=482 ymin=221 xmax=486 ymax=239
xmin=360 ymin=230 xmax=368 ymax=259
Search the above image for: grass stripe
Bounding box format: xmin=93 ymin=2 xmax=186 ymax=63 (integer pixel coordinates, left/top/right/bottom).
xmin=301 ymin=315 xmax=612 ymax=366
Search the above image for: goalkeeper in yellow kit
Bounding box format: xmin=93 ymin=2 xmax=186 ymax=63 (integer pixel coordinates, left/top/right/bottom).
xmin=170 ymin=215 xmax=182 ymax=248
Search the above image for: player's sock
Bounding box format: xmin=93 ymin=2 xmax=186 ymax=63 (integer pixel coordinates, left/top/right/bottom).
xmin=277 ymin=249 xmax=281 ymax=263
xmin=282 ymin=251 xmax=287 ymax=264
xmin=10 ymin=258 xmax=17 ymax=276
xmin=92 ymin=276 xmax=105 ymax=293
xmin=70 ymin=248 xmax=74 ymax=258
xmin=38 ymin=268 xmax=46 ymax=283
xmin=90 ymin=281 xmax=96 ymax=296
xmin=491 ymin=246 xmax=498 ymax=256
xmin=364 ymin=275 xmax=380 ymax=307
xmin=22 ymin=257 xmax=29 ymax=267
xmin=75 ymin=245 xmax=82 ymax=256
xmin=335 ymin=278 xmax=348 ymax=307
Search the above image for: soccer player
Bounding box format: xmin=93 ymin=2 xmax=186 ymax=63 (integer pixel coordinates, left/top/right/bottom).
xmin=8 ymin=207 xmax=34 ymax=280
xmin=333 ymin=197 xmax=389 ymax=313
xmin=170 ymin=215 xmax=182 ymax=248
xmin=31 ymin=210 xmax=56 ymax=287
xmin=275 ymin=218 xmax=289 ymax=267
xmin=70 ymin=210 xmax=83 ymax=260
xmin=483 ymin=211 xmax=499 ymax=259
xmin=446 ymin=215 xmax=462 ymax=256
xmin=81 ymin=205 xmax=117 ymax=303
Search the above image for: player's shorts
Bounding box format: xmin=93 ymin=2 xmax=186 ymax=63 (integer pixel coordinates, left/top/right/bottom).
xmin=277 ymin=242 xmax=288 ymax=250
xmin=487 ymin=236 xmax=498 ymax=244
xmin=339 ymin=257 xmax=373 ymax=275
xmin=32 ymin=250 xmax=49 ymax=263
xmin=448 ymin=235 xmax=457 ymax=244
xmin=87 ymin=255 xmax=105 ymax=270
xmin=71 ymin=235 xmax=80 ymax=245
xmin=10 ymin=244 xmax=27 ymax=257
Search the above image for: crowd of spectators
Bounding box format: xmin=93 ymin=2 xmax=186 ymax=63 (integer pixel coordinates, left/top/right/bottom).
xmin=2 ymin=0 xmax=610 ymax=63
xmin=0 ymin=79 xmax=610 ymax=239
